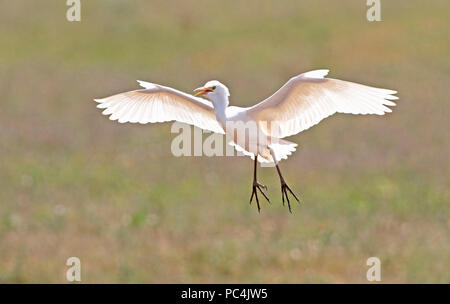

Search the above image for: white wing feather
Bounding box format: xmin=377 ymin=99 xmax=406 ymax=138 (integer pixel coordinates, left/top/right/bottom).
xmin=95 ymin=81 xmax=224 ymax=134
xmin=246 ymin=70 xmax=398 ymax=138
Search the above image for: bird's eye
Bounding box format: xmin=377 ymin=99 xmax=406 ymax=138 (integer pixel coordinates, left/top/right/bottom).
xmin=212 ymin=86 xmax=216 ymax=90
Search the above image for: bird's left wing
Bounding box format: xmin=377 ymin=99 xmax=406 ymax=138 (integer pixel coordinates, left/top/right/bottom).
xmin=95 ymin=81 xmax=224 ymax=134
xmin=245 ymin=70 xmax=398 ymax=138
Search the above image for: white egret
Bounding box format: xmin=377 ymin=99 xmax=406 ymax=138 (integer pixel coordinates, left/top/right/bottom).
xmin=95 ymin=70 xmax=398 ymax=212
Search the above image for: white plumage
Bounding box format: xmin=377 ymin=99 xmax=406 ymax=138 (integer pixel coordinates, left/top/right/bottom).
xmin=95 ymin=69 xmax=397 ymax=164
xmin=95 ymin=70 xmax=398 ymax=211
xmin=96 ymin=81 xmax=224 ymax=134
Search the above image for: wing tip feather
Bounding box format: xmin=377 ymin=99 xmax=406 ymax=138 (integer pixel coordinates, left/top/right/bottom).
xmin=301 ymin=69 xmax=330 ymax=79
xmin=137 ymin=80 xmax=158 ymax=89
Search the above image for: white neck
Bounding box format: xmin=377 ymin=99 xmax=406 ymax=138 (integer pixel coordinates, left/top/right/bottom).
xmin=210 ymin=93 xmax=229 ymax=127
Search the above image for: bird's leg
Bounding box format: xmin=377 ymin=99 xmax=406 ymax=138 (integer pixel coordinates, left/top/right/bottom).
xmin=275 ymin=163 xmax=300 ymax=213
xmin=249 ymin=155 xmax=270 ymax=212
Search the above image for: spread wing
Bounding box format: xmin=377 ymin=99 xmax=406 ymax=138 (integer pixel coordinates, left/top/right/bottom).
xmin=246 ymin=70 xmax=398 ymax=138
xmin=95 ymin=81 xmax=224 ymax=134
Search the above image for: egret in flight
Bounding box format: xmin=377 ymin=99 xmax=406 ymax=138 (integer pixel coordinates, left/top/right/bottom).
xmin=95 ymin=70 xmax=397 ymax=212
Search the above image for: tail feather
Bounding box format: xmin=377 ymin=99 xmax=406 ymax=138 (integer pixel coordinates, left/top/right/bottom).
xmin=269 ymin=139 xmax=297 ymax=163
xmin=228 ymin=139 xmax=297 ymax=164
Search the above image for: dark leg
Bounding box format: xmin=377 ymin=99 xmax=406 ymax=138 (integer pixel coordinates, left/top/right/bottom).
xmin=275 ymin=163 xmax=300 ymax=213
xmin=249 ymin=155 xmax=270 ymax=212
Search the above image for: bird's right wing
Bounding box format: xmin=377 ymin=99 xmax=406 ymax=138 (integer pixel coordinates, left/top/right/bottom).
xmin=95 ymin=81 xmax=224 ymax=134
xmin=246 ymin=70 xmax=398 ymax=138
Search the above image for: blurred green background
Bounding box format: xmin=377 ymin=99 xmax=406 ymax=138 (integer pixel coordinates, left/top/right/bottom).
xmin=0 ymin=0 xmax=448 ymax=283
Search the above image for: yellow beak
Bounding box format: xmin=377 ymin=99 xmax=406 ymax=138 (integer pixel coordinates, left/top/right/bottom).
xmin=193 ymin=86 xmax=213 ymax=97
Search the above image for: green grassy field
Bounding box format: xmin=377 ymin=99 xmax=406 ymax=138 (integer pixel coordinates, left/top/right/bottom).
xmin=0 ymin=0 xmax=448 ymax=283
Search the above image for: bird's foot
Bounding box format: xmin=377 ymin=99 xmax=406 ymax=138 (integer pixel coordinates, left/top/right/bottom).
xmin=281 ymin=181 xmax=300 ymax=213
xmin=249 ymin=181 xmax=270 ymax=212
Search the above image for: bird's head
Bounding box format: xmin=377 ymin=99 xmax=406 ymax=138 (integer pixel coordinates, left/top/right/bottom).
xmin=193 ymin=80 xmax=230 ymax=103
